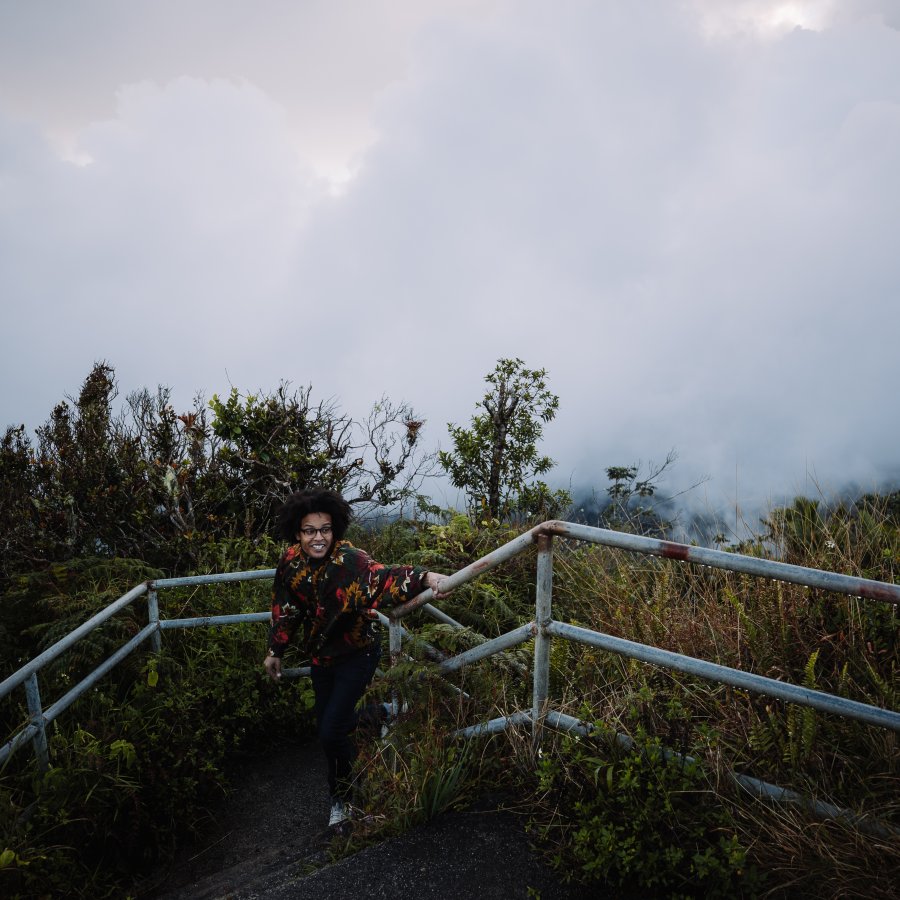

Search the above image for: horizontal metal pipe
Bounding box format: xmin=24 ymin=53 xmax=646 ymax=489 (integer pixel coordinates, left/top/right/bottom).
xmin=0 ymin=581 xmax=149 ymax=700
xmin=422 ymin=603 xmax=466 ymax=629
xmin=452 ymin=711 xmax=533 ymax=740
xmin=544 ymin=710 xmax=630 ymax=746
xmin=391 ymin=528 xmax=538 ymax=619
xmin=269 ymin=665 xmax=392 ymax=680
xmin=44 ymin=623 xmax=158 ymax=722
xmin=0 ymin=722 xmax=39 ymax=766
xmin=542 ymin=711 xmax=894 ymax=838
xmin=373 ymin=610 xmax=448 ymax=663
xmin=282 ymin=667 xmax=311 ymax=678
xmin=547 ymin=621 xmax=900 ymax=732
xmin=159 ymin=612 xmax=270 ymax=629
xmin=253 ymin=661 xmax=460 ymax=687
xmin=727 ymin=772 xmax=887 ymax=834
xmin=151 ymin=569 xmax=275 ymax=589
xmin=438 ymin=622 xmax=535 ymax=674
xmin=540 ymin=520 xmax=900 ymax=605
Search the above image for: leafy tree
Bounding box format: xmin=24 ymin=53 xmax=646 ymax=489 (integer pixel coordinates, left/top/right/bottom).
xmin=30 ymin=363 xmax=145 ymax=561
xmin=0 ymin=364 xmax=215 ymax=573
xmin=208 ymin=385 xmax=435 ymax=532
xmin=572 ymin=452 xmax=686 ymax=537
xmin=439 ymin=358 xmax=565 ymax=520
xmin=0 ymin=363 xmax=434 ymax=580
xmin=0 ymin=424 xmax=39 ymax=570
xmin=603 ymin=452 xmax=678 ymax=533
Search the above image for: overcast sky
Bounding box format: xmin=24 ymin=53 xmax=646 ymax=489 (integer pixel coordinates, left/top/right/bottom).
xmin=1 ymin=0 xmax=898 ymax=533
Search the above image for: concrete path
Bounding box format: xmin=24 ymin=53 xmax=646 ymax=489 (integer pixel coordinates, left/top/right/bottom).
xmin=138 ymin=739 xmax=596 ymax=900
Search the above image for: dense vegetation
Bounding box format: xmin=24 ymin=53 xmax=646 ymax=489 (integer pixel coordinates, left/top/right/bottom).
xmin=1 ymin=363 xmax=897 ymax=898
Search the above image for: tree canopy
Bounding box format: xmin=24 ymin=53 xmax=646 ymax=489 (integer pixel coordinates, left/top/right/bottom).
xmin=439 ymin=357 xmax=566 ymax=520
xmin=0 ymin=362 xmax=433 ymax=578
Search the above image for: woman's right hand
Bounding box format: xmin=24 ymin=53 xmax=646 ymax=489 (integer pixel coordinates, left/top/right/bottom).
xmin=423 ymin=571 xmax=453 ymax=600
xmin=263 ymin=654 xmax=282 ymax=681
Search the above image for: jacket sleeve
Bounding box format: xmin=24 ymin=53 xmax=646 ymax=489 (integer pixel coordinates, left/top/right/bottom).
xmin=268 ymin=558 xmax=304 ymax=658
xmin=341 ymin=548 xmax=428 ymax=611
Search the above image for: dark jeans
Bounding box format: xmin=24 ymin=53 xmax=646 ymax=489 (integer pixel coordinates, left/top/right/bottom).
xmin=311 ymin=640 xmax=381 ymax=799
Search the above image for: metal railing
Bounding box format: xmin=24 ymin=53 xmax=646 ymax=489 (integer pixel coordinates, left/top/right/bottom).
xmin=2 ymin=520 xmax=898 ymax=828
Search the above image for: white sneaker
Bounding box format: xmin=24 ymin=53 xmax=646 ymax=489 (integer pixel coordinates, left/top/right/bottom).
xmin=328 ymin=798 xmax=350 ymax=828
xmin=379 ymin=700 xmax=410 ymax=739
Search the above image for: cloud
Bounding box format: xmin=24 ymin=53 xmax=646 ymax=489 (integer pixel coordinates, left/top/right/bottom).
xmin=0 ymin=77 xmax=317 ymax=418
xmin=282 ymin=5 xmax=900 ymax=512
xmin=0 ymin=0 xmax=498 ymax=178
xmin=1 ymin=2 xmax=898 ymax=529
xmin=688 ymin=0 xmax=900 ymax=37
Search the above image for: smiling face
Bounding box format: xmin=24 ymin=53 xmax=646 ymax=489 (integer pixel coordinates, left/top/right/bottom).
xmin=297 ymin=511 xmax=334 ymax=560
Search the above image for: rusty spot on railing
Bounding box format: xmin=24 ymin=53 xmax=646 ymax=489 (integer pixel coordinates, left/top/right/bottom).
xmin=536 ymin=520 xmax=564 ymax=536
xmin=856 ymin=582 xmax=899 ymax=604
xmin=659 ymin=541 xmax=691 ymax=561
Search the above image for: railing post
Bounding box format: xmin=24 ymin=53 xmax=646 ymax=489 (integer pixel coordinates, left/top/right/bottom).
xmin=147 ymin=588 xmax=161 ymax=653
xmin=389 ymin=612 xmax=403 ymax=716
xmin=25 ymin=673 xmax=49 ymax=772
xmin=532 ymin=533 xmax=554 ymax=751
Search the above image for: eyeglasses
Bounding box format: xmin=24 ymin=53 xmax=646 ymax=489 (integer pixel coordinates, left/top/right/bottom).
xmin=299 ymin=525 xmax=333 ymax=538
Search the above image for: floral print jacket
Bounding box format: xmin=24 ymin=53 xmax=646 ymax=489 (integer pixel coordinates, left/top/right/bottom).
xmin=268 ymin=540 xmax=428 ymax=666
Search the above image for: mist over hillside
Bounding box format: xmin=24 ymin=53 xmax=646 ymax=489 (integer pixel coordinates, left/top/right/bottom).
xmin=2 ymin=3 xmax=899 ymax=520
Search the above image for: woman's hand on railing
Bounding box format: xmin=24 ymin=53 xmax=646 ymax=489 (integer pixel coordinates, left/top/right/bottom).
xmin=263 ymin=653 xmax=282 ymax=681
xmin=423 ymin=571 xmax=453 ymax=600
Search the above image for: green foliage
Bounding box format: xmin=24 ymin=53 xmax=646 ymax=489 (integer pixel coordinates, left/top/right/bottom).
xmin=1 ymin=635 xmax=314 ymax=896
xmin=122 ymin=627 xmax=315 ymax=840
xmin=0 ymin=363 xmax=214 ymax=576
xmin=207 ymin=384 xmax=433 ymax=523
xmin=1 ymin=364 xmax=151 ymax=571
xmin=208 ymin=384 xmax=348 ymax=533
xmin=543 ymin=497 xmax=899 ymax=895
xmin=0 ymin=363 xmax=433 ymax=582
xmin=1 ymin=727 xmax=144 ymax=899
xmin=0 ymin=557 xmax=165 ymax=740
xmin=439 ymin=358 xmax=568 ymax=520
xmin=0 ymin=546 xmax=315 ymax=898
xmin=1 ymin=352 xmax=897 ymax=900
xmin=348 ymin=518 xmax=425 ymax=569
xmin=510 ymin=480 xmax=573 ymax=523
xmin=350 ymin=678 xmax=481 ymax=841
xmin=576 ymin=452 xmax=682 ymax=536
xmin=415 ymin=740 xmax=473 ymax=823
xmin=532 ymin=725 xmax=758 ymax=896
xmin=764 ymin=496 xmax=827 ymax=558
xmin=765 ymin=492 xmax=899 ymax=583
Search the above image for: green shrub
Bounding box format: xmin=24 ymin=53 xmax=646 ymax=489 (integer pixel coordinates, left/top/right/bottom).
xmin=1 ymin=727 xmax=144 ymax=899
xmin=532 ymin=726 xmax=759 ymax=897
xmin=0 ymin=547 xmax=316 ymax=897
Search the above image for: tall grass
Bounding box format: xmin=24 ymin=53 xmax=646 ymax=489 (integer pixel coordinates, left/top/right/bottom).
xmin=0 ymin=540 xmax=315 ymax=898
xmin=352 ymin=497 xmax=898 ymax=896
xmin=1 ymin=498 xmax=897 ymax=896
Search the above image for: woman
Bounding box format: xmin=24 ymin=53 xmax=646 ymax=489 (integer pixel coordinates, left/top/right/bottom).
xmin=263 ymin=487 xmax=451 ymax=829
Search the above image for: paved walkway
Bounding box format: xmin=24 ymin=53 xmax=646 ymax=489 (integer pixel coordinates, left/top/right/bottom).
xmin=138 ymin=739 xmax=596 ymax=900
